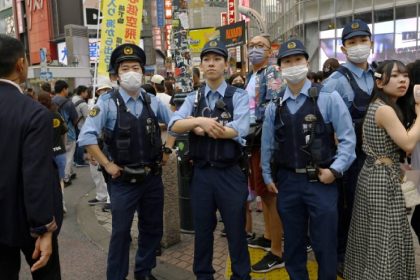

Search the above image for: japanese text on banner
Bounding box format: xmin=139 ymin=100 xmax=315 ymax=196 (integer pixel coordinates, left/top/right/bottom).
xmin=98 ymin=0 xmax=144 ymax=77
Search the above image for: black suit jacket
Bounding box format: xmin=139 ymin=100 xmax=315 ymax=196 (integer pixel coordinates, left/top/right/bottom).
xmin=0 ymin=81 xmax=61 ymax=247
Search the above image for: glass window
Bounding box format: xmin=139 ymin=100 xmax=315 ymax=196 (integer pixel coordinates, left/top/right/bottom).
xmin=374 ymin=8 xmax=393 ymax=23
xmin=396 ymin=4 xmax=416 ymax=20
xmin=353 ymin=12 xmax=373 ymax=24
xmin=372 ymin=20 xmax=395 ymax=62
xmin=320 ymin=19 xmax=335 ymax=31
xmin=395 ymin=17 xmax=418 ymax=63
xmin=336 ymin=16 xmax=353 ymax=29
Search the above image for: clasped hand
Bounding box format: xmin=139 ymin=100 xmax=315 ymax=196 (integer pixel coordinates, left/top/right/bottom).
xmin=194 ymin=117 xmax=225 ymax=139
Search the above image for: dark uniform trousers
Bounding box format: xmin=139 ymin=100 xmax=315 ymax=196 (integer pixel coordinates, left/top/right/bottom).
xmin=191 ymin=164 xmax=251 ymax=280
xmin=0 ymin=234 xmax=61 ymax=280
xmin=107 ymin=174 xmax=163 ymax=280
xmin=276 ymin=168 xmax=338 ymax=280
xmin=337 ymin=151 xmax=366 ymax=263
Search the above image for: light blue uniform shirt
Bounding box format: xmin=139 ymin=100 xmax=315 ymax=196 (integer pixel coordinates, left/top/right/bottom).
xmin=168 ymin=80 xmax=250 ymax=145
xmin=78 ymin=88 xmax=172 ymax=147
xmin=261 ymin=79 xmax=356 ymax=185
xmin=323 ymin=62 xmax=374 ymax=108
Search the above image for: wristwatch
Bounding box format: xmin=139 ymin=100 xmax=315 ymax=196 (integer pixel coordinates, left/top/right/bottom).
xmin=162 ymin=146 xmax=173 ymax=155
xmin=329 ymin=167 xmax=343 ymax=179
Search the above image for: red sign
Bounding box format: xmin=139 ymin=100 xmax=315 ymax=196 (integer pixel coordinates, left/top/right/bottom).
xmin=26 ymin=0 xmax=57 ymax=64
xmin=228 ymin=0 xmax=235 ymax=24
xmin=220 ymin=12 xmax=227 ymax=26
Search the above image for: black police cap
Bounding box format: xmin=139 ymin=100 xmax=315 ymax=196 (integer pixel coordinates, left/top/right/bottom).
xmin=277 ymin=39 xmax=309 ymax=62
xmin=109 ymin=43 xmax=146 ymax=72
xmin=341 ymin=19 xmax=371 ymax=43
xmin=200 ymin=40 xmax=228 ymax=60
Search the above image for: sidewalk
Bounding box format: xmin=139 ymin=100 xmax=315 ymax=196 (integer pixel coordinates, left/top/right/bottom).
xmin=76 ymin=165 xmax=420 ymax=279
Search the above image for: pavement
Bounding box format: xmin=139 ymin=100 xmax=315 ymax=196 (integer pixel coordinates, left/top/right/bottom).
xmin=19 ymin=166 xmax=420 ymax=279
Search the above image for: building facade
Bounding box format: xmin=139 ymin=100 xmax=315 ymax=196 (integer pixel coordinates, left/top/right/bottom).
xmin=254 ymin=0 xmax=420 ymax=69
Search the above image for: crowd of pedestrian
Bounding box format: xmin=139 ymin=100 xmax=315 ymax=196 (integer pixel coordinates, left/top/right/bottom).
xmin=3 ymin=16 xmax=420 ymax=280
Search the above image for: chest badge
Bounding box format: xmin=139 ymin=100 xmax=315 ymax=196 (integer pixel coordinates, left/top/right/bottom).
xmin=89 ymin=106 xmax=100 ymax=117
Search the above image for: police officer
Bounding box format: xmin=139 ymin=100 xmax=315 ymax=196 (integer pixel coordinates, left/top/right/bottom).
xmin=78 ymin=43 xmax=175 ymax=280
xmin=261 ymin=39 xmax=356 ymax=280
xmin=169 ymin=40 xmax=251 ymax=280
xmin=322 ymin=19 xmax=374 ymax=274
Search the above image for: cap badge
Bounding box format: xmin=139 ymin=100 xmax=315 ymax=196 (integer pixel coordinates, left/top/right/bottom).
xmin=287 ymin=41 xmax=296 ymax=49
xmin=209 ymin=41 xmax=218 ymax=47
xmin=123 ymin=46 xmax=133 ymax=55
xmin=351 ymin=22 xmax=360 ymax=30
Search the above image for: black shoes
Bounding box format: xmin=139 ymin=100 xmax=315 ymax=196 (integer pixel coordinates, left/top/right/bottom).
xmin=251 ymin=251 xmax=285 ymax=273
xmin=248 ymin=235 xmax=271 ymax=251
xmin=88 ymin=198 xmax=107 ymax=206
xmin=136 ymin=274 xmax=157 ymax=280
xmin=102 ymin=203 xmax=111 ymax=212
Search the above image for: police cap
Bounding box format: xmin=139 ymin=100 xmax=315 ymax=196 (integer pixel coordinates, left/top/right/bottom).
xmin=341 ymin=19 xmax=371 ymax=43
xmin=277 ymin=39 xmax=309 ymax=62
xmin=200 ymin=40 xmax=228 ymax=60
xmin=109 ymin=43 xmax=146 ymax=72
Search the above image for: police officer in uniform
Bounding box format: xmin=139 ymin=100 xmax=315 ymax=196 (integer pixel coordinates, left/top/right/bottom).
xmin=322 ymin=19 xmax=374 ymax=274
xmin=78 ymin=43 xmax=175 ymax=280
xmin=169 ymin=40 xmax=251 ymax=280
xmin=261 ymin=39 xmax=356 ymax=280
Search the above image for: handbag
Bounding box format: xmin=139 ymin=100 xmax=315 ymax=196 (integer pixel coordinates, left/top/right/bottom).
xmin=401 ymin=170 xmax=420 ymax=208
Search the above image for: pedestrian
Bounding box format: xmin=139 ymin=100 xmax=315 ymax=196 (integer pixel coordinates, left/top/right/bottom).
xmin=151 ymin=74 xmax=171 ymax=109
xmin=0 ymin=34 xmax=62 ymax=279
xmin=38 ymin=92 xmax=68 ymax=214
xmin=344 ymin=60 xmax=418 ymax=280
xmin=87 ymin=83 xmax=113 ymax=211
xmin=398 ymin=60 xmax=420 ymax=243
xmin=227 ymin=73 xmax=246 ymax=89
xmin=322 ymin=58 xmax=339 ymax=79
xmin=322 ymin=19 xmax=375 ymax=275
xmin=78 ymin=43 xmax=175 ymax=280
xmin=244 ymin=34 xmax=285 ymax=273
xmin=72 ymin=85 xmax=89 ymax=167
xmin=169 ymin=39 xmax=251 ymax=280
xmin=52 ymin=80 xmax=79 ymax=187
xmin=261 ymin=38 xmax=356 ymax=280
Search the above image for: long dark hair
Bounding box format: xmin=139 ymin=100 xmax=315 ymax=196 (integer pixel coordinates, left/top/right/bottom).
xmin=371 ymin=60 xmax=408 ymax=123
xmin=397 ymin=60 xmax=420 ymax=128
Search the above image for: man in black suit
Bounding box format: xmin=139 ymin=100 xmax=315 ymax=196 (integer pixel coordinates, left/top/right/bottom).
xmin=0 ymin=34 xmax=61 ymax=279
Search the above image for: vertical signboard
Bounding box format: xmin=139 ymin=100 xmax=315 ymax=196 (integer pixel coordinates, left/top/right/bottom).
xmin=156 ymin=0 xmax=164 ymax=27
xmin=220 ymin=12 xmax=227 ymax=26
xmin=228 ymin=0 xmax=235 ymax=24
xmin=97 ymin=0 xmax=144 ymax=77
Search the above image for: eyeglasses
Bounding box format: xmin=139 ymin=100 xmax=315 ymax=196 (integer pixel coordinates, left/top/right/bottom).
xmin=247 ymin=43 xmax=270 ymax=50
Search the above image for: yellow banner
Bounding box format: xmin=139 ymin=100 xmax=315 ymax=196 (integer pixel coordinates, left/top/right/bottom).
xmin=188 ymin=28 xmax=219 ymax=53
xmin=98 ymin=0 xmax=144 ymax=77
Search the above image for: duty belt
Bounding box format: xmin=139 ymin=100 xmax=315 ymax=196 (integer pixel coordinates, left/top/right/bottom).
xmin=120 ymin=163 xmax=162 ymax=184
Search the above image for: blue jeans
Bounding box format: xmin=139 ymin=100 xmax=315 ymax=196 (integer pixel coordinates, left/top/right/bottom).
xmin=53 ymin=153 xmax=66 ymax=180
xmin=106 ymin=175 xmax=163 ymax=280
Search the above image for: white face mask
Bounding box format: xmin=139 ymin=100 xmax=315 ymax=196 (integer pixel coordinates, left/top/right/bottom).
xmin=119 ymin=71 xmax=142 ymax=92
xmin=282 ymin=64 xmax=309 ymax=84
xmin=346 ymin=44 xmax=371 ymax=64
